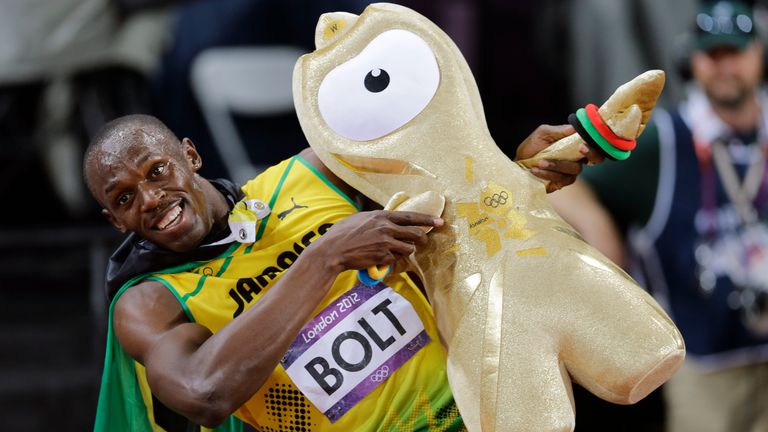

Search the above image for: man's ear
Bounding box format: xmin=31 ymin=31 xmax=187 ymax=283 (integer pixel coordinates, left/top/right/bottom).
xmin=102 ymin=208 xmax=126 ymax=233
xmin=181 ymin=137 xmax=202 ymax=172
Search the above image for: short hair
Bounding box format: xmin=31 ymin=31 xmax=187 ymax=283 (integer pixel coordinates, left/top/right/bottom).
xmin=83 ymin=114 xmax=179 ymax=195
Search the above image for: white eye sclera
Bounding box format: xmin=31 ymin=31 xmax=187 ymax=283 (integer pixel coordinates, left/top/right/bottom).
xmin=317 ymin=29 xmax=440 ymax=142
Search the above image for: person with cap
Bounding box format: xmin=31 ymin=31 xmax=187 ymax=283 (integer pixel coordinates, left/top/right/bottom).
xmin=551 ymin=1 xmax=768 ymax=431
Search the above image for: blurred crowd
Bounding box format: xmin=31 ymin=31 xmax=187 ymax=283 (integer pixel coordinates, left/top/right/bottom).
xmin=2 ymin=0 xmax=767 ymax=430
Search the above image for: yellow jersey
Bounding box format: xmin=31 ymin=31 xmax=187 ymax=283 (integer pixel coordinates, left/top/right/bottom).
xmin=140 ymin=156 xmax=462 ymax=431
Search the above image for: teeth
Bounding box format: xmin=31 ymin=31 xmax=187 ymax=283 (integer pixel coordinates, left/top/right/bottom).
xmin=158 ymin=205 xmax=182 ymax=230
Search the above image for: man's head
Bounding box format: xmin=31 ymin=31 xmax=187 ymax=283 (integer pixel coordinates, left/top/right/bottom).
xmin=690 ymin=1 xmax=764 ymax=109
xmin=84 ymin=114 xmax=225 ymax=252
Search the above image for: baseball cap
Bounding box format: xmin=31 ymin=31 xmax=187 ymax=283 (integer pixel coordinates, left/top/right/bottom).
xmin=695 ymin=1 xmax=756 ymax=51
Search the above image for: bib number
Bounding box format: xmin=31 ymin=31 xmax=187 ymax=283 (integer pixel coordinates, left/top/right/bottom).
xmin=281 ymin=282 xmax=430 ymax=422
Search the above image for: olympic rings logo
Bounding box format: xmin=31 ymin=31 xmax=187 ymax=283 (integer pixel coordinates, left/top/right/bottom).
xmin=369 ymin=365 xmax=390 ymax=382
xmin=483 ymin=191 xmax=509 ymax=208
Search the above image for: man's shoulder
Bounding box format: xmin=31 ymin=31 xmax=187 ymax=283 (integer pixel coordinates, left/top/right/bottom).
xmin=115 ymin=278 xmax=179 ymax=312
xmin=241 ymin=149 xmax=361 ymax=207
xmin=113 ymin=278 xmax=191 ymax=346
xmin=112 ymin=278 xmax=190 ymax=363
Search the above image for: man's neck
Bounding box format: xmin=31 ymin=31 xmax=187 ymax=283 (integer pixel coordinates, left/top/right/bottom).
xmin=202 ymin=178 xmax=232 ymax=234
xmin=711 ymin=95 xmax=761 ymax=134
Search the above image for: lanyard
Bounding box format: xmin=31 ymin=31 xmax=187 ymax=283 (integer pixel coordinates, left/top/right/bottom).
xmin=693 ymin=133 xmax=768 ymax=232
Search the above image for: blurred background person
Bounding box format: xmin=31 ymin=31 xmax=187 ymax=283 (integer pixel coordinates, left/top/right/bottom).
xmin=552 ymin=1 xmax=768 ymax=431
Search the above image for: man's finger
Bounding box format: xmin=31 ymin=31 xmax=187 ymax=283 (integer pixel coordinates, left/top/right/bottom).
xmin=517 ymin=124 xmax=577 ymax=160
xmin=579 ymin=144 xmax=606 ymax=165
xmin=388 ymin=239 xmax=418 ymax=257
xmin=386 ymin=210 xmax=444 ymax=228
xmin=538 ymin=159 xmax=582 ymax=176
xmin=396 ymin=226 xmax=430 ymax=245
xmin=546 ymin=182 xmax=565 ymax=193
xmin=531 ymin=168 xmax=577 ymax=189
xmin=383 ymin=224 xmax=429 ymax=245
xmin=541 ymin=124 xmax=576 ymax=141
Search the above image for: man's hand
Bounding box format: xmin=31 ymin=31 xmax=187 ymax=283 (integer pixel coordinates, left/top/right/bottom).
xmin=515 ymin=124 xmax=604 ymax=193
xmin=309 ymin=210 xmax=443 ymax=273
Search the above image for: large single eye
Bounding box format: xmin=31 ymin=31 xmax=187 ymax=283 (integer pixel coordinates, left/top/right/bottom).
xmin=364 ymin=69 xmax=390 ymax=93
xmin=317 ymin=29 xmax=440 ymax=141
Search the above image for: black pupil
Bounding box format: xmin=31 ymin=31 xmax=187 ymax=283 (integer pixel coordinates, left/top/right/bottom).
xmin=364 ymin=69 xmax=390 ymax=93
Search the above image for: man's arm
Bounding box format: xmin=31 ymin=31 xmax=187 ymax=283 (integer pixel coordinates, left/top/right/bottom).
xmin=114 ymin=209 xmax=443 ymax=427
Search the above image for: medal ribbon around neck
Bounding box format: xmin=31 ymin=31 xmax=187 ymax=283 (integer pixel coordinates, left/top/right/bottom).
xmin=711 ymin=138 xmax=766 ymax=225
xmin=208 ymin=198 xmax=271 ymax=246
xmin=692 ymin=113 xmax=768 ymax=228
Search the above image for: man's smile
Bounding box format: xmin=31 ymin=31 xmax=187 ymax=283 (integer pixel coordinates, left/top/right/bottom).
xmin=153 ymin=198 xmax=185 ymax=231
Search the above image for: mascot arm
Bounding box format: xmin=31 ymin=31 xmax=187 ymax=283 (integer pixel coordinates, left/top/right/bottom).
xmin=518 ymin=70 xmax=664 ymax=171
xmin=362 ymin=190 xmax=446 ymax=283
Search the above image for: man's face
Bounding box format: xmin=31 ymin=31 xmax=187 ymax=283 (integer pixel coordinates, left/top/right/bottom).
xmin=89 ymin=131 xmax=215 ymax=252
xmin=691 ymin=40 xmax=764 ymax=109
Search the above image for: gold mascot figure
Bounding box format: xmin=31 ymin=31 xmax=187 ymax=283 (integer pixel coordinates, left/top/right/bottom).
xmin=293 ymin=3 xmax=685 ymax=431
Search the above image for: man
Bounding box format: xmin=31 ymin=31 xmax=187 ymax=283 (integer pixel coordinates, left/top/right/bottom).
xmin=86 ymin=114 xmax=596 ymax=431
xmin=552 ymin=2 xmax=768 ymax=431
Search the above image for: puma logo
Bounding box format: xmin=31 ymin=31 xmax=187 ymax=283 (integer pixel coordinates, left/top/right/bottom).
xmin=278 ymin=197 xmax=309 ymax=220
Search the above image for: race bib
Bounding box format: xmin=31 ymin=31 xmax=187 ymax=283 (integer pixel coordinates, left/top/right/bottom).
xmin=281 ymin=282 xmax=430 ymax=422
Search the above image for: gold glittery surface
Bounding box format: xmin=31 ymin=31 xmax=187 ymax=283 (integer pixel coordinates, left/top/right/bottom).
xmin=295 ymin=3 xmax=684 ymax=431
xmin=516 ymin=247 xmax=547 ymax=257
xmin=465 ymin=157 xmax=475 ymax=184
xmin=332 ymin=153 xmax=436 ymax=178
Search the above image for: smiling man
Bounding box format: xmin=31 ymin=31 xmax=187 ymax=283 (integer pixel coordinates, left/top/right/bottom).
xmin=86 ymin=114 xmax=595 ymax=432
xmin=86 ymin=116 xmax=229 ymax=253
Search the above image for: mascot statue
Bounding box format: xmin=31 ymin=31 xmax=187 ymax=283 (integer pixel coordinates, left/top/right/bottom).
xmin=293 ymin=3 xmax=685 ymax=431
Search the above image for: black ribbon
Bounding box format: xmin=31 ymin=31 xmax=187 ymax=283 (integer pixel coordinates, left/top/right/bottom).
xmin=568 ymin=112 xmax=616 ymax=161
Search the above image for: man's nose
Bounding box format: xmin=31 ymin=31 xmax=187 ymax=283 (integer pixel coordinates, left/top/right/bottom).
xmin=137 ymin=182 xmax=164 ymax=212
xmin=712 ymin=51 xmax=740 ymax=71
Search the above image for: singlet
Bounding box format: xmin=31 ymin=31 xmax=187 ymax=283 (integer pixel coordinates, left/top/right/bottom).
xmin=96 ymin=155 xmax=462 ymax=432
